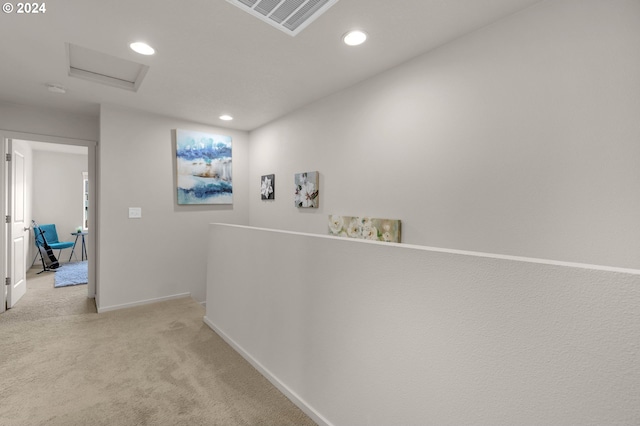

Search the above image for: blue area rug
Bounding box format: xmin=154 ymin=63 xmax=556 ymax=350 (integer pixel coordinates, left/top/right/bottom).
xmin=54 ymin=261 xmax=88 ymax=288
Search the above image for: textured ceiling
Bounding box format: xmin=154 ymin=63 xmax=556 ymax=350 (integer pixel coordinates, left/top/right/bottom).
xmin=0 ymin=0 xmax=543 ymax=131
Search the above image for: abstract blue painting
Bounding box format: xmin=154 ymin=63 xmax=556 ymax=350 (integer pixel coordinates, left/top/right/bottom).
xmin=176 ymin=129 xmax=232 ymax=204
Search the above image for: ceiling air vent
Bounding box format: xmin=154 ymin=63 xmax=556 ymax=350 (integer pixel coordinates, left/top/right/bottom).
xmin=226 ymin=0 xmax=339 ymax=36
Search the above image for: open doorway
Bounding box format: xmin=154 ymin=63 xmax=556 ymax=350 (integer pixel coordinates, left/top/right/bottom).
xmin=28 ymin=141 xmax=90 ymax=312
xmin=2 ymin=133 xmax=97 ymax=313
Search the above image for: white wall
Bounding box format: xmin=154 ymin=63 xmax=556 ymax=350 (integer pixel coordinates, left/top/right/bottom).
xmin=0 ymin=101 xmax=98 ymax=142
xmin=32 ymin=150 xmax=88 ymax=262
xmin=205 ymin=224 xmax=640 ymax=426
xmin=248 ymin=0 xmax=640 ymax=269
xmin=97 ymin=105 xmax=250 ymax=310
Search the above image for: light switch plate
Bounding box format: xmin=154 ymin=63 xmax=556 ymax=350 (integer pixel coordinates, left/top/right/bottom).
xmin=129 ymin=207 xmax=142 ymax=219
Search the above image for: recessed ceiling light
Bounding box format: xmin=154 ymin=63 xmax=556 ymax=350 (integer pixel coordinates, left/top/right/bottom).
xmin=219 ymin=114 xmax=233 ymax=121
xmin=130 ymin=42 xmax=155 ymax=55
xmin=342 ymin=30 xmax=367 ymax=46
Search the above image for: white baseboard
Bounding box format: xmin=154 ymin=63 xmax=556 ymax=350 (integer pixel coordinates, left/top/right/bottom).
xmin=97 ymin=293 xmax=191 ymax=313
xmin=202 ymin=316 xmax=332 ymax=426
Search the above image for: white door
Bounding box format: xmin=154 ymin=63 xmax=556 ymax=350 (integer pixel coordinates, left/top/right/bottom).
xmin=6 ymin=139 xmax=28 ymax=308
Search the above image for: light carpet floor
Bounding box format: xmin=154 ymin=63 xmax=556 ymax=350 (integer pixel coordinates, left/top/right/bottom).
xmin=0 ymin=268 xmax=316 ymax=426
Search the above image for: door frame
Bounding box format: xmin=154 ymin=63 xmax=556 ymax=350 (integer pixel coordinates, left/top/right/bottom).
xmin=2 ymin=130 xmax=98 ymax=312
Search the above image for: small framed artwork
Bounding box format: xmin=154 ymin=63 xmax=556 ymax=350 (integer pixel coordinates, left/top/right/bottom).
xmin=261 ymin=174 xmax=275 ymax=200
xmin=294 ymin=171 xmax=319 ymax=208
xmin=328 ymin=215 xmax=401 ymax=243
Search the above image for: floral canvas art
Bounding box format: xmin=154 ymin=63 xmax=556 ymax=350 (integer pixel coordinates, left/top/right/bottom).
xmin=328 ymin=215 xmax=401 ymax=243
xmin=294 ymin=171 xmax=319 ymax=208
xmin=261 ymin=174 xmax=275 ymax=200
xmin=175 ymin=129 xmax=232 ymax=204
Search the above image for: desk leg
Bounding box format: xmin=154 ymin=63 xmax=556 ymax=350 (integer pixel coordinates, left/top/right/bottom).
xmin=69 ymin=234 xmax=80 ymax=262
xmin=81 ymin=235 xmax=87 ymax=261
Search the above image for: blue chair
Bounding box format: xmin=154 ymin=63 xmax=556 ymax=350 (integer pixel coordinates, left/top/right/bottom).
xmin=32 ymin=223 xmax=75 ymax=267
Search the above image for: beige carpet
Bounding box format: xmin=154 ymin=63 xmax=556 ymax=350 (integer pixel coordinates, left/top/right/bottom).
xmin=0 ymin=268 xmax=316 ymax=426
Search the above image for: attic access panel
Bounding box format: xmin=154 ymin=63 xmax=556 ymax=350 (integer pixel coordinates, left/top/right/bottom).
xmin=226 ymin=0 xmax=339 ymax=36
xmin=66 ymin=43 xmax=149 ymax=92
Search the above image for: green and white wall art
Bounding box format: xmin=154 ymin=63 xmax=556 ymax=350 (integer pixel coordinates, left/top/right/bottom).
xmin=294 ymin=171 xmax=319 ymax=208
xmin=328 ymin=215 xmax=401 ymax=243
